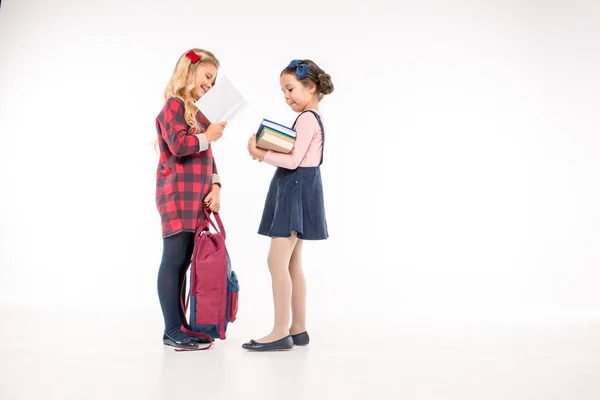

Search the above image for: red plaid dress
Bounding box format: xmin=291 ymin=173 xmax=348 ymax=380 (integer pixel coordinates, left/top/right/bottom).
xmin=155 ymin=97 xmax=218 ymax=238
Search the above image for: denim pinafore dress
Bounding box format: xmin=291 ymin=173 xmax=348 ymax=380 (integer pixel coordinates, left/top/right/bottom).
xmin=258 ymin=110 xmax=328 ymax=240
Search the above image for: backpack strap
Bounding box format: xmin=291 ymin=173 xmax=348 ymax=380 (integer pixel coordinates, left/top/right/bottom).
xmin=292 ymin=110 xmax=325 ymax=166
xmin=177 ymin=269 xmax=213 ymax=351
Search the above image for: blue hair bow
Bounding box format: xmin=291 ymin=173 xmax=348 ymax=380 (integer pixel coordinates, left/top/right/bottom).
xmin=287 ymin=59 xmax=310 ymax=80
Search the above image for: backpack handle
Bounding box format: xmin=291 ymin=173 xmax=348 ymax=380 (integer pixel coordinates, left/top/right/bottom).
xmin=204 ymin=208 xmax=226 ymax=240
xmin=195 ymin=209 xmax=226 ymax=240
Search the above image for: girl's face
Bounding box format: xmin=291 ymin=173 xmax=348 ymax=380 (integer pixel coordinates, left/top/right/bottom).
xmin=280 ymin=73 xmax=317 ymax=112
xmin=191 ymin=64 xmax=217 ymax=100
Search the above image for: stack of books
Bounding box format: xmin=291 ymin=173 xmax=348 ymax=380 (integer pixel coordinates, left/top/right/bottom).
xmin=255 ymin=119 xmax=296 ymax=153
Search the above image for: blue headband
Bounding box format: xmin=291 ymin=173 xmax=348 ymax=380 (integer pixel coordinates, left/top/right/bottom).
xmin=287 ymin=59 xmax=310 ymax=80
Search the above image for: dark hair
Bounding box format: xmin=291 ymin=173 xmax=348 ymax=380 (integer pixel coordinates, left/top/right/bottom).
xmin=281 ymin=59 xmax=334 ymax=101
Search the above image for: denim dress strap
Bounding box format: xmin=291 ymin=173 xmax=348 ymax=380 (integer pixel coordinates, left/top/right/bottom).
xmin=292 ymin=110 xmax=325 ymax=166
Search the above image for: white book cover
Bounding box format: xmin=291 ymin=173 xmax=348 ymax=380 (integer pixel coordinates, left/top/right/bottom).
xmin=196 ymin=76 xmax=247 ymax=124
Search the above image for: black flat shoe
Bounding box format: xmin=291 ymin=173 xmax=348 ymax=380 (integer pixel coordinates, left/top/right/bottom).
xmin=291 ymin=331 xmax=310 ymax=346
xmin=242 ymin=335 xmax=294 ymax=352
xmin=163 ymin=333 xmax=205 ymax=349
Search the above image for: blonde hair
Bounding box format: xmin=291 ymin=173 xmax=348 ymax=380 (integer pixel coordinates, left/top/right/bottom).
xmin=155 ymin=49 xmax=220 ymax=150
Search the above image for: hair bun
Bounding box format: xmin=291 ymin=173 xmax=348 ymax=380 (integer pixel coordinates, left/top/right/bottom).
xmin=317 ymin=71 xmax=334 ymax=95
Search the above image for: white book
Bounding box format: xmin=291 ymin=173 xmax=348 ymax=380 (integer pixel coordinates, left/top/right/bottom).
xmin=262 ymin=134 xmax=294 ymax=150
xmin=196 ymin=76 xmax=247 ymax=124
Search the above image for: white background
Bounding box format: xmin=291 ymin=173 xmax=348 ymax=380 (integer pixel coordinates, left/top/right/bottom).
xmin=1 ymin=0 xmax=600 ymax=325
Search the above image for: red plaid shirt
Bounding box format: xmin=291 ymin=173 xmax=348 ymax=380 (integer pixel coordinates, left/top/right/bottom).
xmin=155 ymin=97 xmax=218 ymax=238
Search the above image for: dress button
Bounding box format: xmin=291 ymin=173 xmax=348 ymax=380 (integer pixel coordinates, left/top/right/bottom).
xmin=295 ymin=181 xmax=298 ymax=184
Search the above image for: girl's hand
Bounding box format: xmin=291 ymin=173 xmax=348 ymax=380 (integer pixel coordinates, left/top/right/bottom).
xmin=203 ymin=185 xmax=221 ymax=212
xmin=205 ymin=122 xmax=227 ymax=142
xmin=248 ymin=135 xmax=264 ymax=161
xmin=247 ymin=134 xmax=258 ymax=156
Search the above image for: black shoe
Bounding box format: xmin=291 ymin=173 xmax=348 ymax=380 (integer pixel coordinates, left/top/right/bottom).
xmin=291 ymin=331 xmax=310 ymax=346
xmin=163 ymin=333 xmax=204 ymax=349
xmin=193 ymin=336 xmax=215 ymax=344
xmin=242 ymin=335 xmax=294 ymax=351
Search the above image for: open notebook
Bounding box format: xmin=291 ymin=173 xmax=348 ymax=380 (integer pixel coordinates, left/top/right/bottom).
xmin=196 ymin=76 xmax=247 ymax=124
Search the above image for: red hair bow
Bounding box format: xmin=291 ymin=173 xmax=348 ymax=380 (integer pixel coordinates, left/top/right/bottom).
xmin=185 ymin=50 xmax=201 ymax=63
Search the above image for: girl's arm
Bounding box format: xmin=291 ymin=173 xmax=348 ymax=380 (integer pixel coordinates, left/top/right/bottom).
xmin=160 ymin=98 xmax=209 ymax=157
xmin=260 ymin=113 xmax=318 ymax=169
xmin=212 ymin=158 xmax=221 ymax=188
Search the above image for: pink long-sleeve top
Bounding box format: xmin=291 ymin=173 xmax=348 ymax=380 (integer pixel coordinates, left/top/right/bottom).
xmin=263 ymin=110 xmax=324 ymax=169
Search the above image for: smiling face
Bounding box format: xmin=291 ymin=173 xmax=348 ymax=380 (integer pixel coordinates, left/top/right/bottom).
xmin=280 ymin=72 xmax=318 ymax=112
xmin=191 ymin=63 xmax=217 ymax=100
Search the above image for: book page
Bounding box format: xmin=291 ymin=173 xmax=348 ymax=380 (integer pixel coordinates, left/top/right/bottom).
xmin=196 ymin=76 xmax=248 ymax=124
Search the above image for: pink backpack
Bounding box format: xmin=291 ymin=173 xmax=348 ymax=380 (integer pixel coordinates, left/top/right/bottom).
xmin=180 ymin=210 xmax=239 ymax=350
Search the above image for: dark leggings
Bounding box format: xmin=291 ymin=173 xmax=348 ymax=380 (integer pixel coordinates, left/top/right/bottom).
xmin=157 ymin=231 xmax=195 ymax=335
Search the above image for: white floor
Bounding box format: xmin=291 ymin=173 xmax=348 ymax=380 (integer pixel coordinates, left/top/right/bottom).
xmin=1 ymin=308 xmax=599 ymax=400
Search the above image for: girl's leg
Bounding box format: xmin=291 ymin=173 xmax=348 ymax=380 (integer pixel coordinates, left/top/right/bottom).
xmin=256 ymin=232 xmax=299 ymax=343
xmin=178 ymin=254 xmax=193 ymax=327
xmin=157 ymin=232 xmax=196 ymax=341
xmin=288 ymin=239 xmax=307 ymax=335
